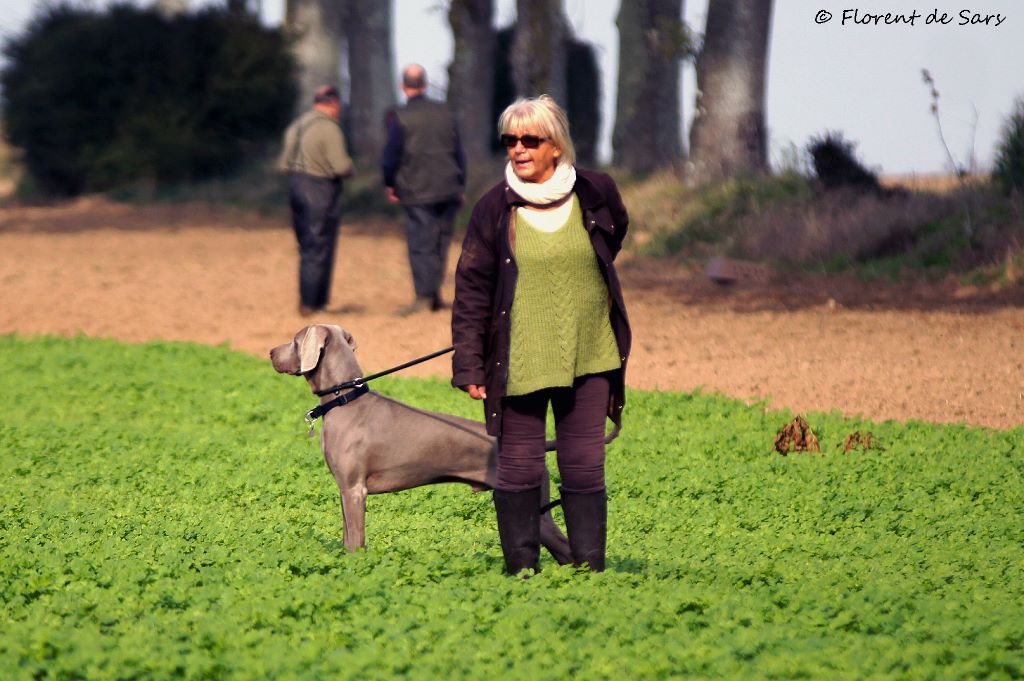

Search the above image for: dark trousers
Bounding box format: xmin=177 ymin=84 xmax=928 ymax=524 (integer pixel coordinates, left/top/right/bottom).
xmin=289 ymin=173 xmax=343 ymax=309
xmin=403 ymin=200 xmax=458 ymax=300
xmin=497 ymin=373 xmax=611 ymax=494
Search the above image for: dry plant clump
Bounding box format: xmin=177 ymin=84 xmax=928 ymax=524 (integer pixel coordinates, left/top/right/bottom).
xmin=842 ymin=431 xmax=880 ymax=453
xmin=773 ymin=415 xmax=821 ymax=455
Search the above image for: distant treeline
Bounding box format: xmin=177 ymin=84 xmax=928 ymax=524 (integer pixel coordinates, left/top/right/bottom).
xmin=4 ymin=2 xmax=1022 ymax=204
xmin=0 ymin=4 xmax=295 ymax=195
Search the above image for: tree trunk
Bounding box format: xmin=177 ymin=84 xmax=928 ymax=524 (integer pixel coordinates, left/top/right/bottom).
xmin=567 ymin=39 xmax=600 ymax=166
xmin=612 ymin=0 xmax=685 ymax=173
xmin=284 ymin=0 xmax=342 ymax=111
xmin=511 ymin=0 xmax=568 ymax=103
xmin=447 ymin=0 xmax=496 ymax=160
xmin=687 ymin=0 xmax=773 ymax=184
xmin=345 ymin=0 xmax=396 ymax=160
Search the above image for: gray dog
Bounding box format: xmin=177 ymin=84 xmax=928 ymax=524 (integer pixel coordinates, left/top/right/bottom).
xmin=270 ymin=324 xmax=572 ymax=562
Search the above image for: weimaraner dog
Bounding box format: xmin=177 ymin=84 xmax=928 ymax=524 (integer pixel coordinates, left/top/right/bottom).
xmin=270 ymin=324 xmax=572 ymax=562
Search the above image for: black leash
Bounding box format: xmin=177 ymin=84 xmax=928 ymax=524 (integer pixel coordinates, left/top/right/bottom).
xmin=314 ymin=346 xmax=454 ymax=397
xmin=539 ymin=499 xmax=562 ymax=514
xmin=305 ymin=346 xmax=455 ymax=435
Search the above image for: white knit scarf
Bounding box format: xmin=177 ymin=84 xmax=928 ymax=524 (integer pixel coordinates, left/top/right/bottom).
xmin=505 ymin=161 xmax=577 ymax=206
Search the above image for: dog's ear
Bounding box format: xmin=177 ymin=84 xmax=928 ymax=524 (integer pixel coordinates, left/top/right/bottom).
xmin=299 ymin=325 xmax=329 ymax=374
xmin=341 ymin=328 xmax=358 ymax=352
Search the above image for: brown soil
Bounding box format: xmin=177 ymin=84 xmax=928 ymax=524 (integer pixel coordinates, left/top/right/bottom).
xmin=2 ymin=197 xmax=1022 ymax=429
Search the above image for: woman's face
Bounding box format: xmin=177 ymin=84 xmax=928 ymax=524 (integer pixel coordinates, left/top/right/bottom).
xmin=505 ymin=128 xmax=561 ymax=183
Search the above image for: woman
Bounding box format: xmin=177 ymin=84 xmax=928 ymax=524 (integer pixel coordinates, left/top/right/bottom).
xmin=451 ymin=96 xmax=631 ymax=574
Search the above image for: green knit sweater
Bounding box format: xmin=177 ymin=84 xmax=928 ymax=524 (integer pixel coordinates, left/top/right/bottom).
xmin=506 ymin=196 xmax=621 ymax=397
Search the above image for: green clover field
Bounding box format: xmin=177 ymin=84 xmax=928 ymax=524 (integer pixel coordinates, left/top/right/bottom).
xmin=1 ymin=335 xmax=1021 ymax=679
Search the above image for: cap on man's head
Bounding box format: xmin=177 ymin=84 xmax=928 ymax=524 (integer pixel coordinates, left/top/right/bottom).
xmin=314 ymin=85 xmax=341 ymax=104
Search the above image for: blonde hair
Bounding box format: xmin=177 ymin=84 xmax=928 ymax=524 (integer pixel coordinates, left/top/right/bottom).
xmin=497 ymin=95 xmax=576 ymax=166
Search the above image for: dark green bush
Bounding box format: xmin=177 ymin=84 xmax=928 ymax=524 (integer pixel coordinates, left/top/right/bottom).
xmin=993 ymin=96 xmax=1024 ymax=194
xmin=0 ymin=3 xmax=296 ymax=196
xmin=807 ymin=130 xmax=880 ymax=192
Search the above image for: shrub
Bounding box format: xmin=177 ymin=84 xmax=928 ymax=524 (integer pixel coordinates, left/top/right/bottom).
xmin=0 ymin=3 xmax=296 ymax=196
xmin=620 ymin=170 xmax=814 ymax=258
xmin=993 ymin=96 xmax=1024 ymax=194
xmin=807 ymin=131 xmax=880 ymax=192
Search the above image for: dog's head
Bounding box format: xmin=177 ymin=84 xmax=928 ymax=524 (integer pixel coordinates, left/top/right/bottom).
xmin=270 ymin=325 xmax=361 ymax=392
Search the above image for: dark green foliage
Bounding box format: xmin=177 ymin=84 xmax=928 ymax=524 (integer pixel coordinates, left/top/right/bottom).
xmin=0 ymin=4 xmax=296 ymax=196
xmin=808 ymin=131 xmax=881 ymax=191
xmin=1 ymin=335 xmax=1022 ymax=677
xmin=993 ymin=97 xmax=1024 ymax=194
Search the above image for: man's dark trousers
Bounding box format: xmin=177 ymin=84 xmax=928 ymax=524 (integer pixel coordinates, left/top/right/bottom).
xmin=289 ymin=173 xmax=343 ymax=310
xmin=404 ymin=200 xmax=459 ymax=303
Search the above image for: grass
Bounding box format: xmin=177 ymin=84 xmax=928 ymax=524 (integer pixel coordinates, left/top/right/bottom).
xmin=1 ymin=335 xmax=1022 ymax=679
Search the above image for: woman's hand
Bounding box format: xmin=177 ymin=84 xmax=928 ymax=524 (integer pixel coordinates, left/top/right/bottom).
xmin=462 ymin=384 xmax=487 ymax=400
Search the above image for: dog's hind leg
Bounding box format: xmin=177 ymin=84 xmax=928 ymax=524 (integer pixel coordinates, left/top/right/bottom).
xmin=340 ymin=485 xmax=368 ymax=552
xmin=538 ymin=476 xmax=573 ymax=565
xmin=540 ymin=515 xmax=573 ymax=565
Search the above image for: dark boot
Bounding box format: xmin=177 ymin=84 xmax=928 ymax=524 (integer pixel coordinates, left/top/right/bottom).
xmin=431 ymin=294 xmax=450 ymax=311
xmin=560 ymin=488 xmax=607 ymax=572
xmin=492 ymin=487 xmax=541 ymax=575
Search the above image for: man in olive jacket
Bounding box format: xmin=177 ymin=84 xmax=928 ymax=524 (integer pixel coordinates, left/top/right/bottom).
xmin=381 ymin=64 xmax=466 ymax=316
xmin=279 ymin=85 xmax=354 ymax=315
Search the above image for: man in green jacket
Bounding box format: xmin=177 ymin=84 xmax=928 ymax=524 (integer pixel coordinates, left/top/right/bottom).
xmin=381 ymin=65 xmax=466 ymax=316
xmin=279 ymin=85 xmax=354 ymax=316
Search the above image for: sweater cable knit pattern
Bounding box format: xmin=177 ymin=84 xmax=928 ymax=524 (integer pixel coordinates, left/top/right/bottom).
xmin=506 ymin=196 xmax=621 ymax=396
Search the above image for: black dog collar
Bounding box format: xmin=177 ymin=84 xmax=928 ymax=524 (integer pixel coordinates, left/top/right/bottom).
xmin=306 ymin=384 xmax=370 ymax=422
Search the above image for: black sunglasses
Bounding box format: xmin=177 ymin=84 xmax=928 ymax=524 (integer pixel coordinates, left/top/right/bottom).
xmin=500 ymin=133 xmax=548 ymax=149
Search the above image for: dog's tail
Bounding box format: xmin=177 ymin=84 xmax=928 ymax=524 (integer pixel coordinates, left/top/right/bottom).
xmin=543 ymin=421 xmax=621 ymax=453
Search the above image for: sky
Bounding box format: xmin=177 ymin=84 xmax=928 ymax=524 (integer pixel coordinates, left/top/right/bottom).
xmin=1 ymin=0 xmax=1021 ymax=175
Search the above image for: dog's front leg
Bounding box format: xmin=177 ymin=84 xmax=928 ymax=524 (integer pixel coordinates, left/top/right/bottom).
xmin=340 ymin=484 xmax=367 ymax=551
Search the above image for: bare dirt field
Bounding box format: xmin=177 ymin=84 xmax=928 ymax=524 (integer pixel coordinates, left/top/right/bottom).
xmin=1 ymin=197 xmax=1022 ymax=429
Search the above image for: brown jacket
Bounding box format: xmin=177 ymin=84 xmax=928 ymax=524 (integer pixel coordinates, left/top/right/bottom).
xmin=451 ymin=167 xmax=631 ymax=437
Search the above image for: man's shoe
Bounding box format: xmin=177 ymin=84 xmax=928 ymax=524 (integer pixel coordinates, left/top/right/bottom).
xmin=396 ymin=297 xmax=433 ymax=317
xmin=299 ymin=304 xmax=320 ymax=317
xmin=431 ymin=295 xmax=450 ymax=311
